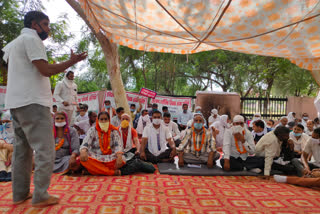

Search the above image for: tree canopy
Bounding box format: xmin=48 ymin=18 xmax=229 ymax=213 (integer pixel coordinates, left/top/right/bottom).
xmin=1 ymin=0 xmax=318 ymax=97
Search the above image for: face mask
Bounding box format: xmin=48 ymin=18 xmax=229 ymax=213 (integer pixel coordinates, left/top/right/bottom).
xmin=196 ymin=111 xmax=201 ymax=113
xmin=232 ymin=125 xmax=244 ymax=134
xmin=38 ymin=30 xmax=48 ymax=40
xmin=99 ymin=122 xmax=109 ymax=132
xmin=311 ymin=138 xmax=320 ymax=144
xmin=183 ymin=110 xmax=187 ymax=113
xmin=121 ymin=120 xmax=129 ymax=128
xmin=303 ymin=117 xmax=309 ymax=120
xmin=266 ymin=125 xmax=271 ymax=129
xmin=37 ymin=23 xmax=49 ymax=40
xmin=142 ymin=115 xmax=149 ymax=122
xmin=293 ymin=132 xmax=302 ymax=137
xmin=152 ymin=119 xmax=161 ymax=125
xmin=152 ymin=109 xmax=157 ymax=112
xmin=130 ymin=109 xmax=135 ymax=112
xmin=194 ymin=122 xmax=203 ymax=130
xmin=55 ymin=122 xmax=66 ymax=127
xmin=105 ymin=105 xmax=110 ymax=109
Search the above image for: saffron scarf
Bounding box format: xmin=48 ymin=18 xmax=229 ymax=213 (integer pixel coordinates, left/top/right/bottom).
xmin=95 ymin=119 xmax=118 ymax=155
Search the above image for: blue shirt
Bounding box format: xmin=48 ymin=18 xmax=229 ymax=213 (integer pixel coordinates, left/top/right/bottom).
xmin=177 ymin=111 xmax=193 ymax=126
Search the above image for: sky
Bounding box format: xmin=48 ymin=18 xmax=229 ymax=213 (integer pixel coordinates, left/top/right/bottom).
xmin=41 ymin=0 xmax=222 ymax=92
xmin=43 ymin=0 xmax=87 ymax=75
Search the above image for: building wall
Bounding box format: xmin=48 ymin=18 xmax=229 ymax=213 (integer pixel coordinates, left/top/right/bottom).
xmin=196 ymin=92 xmax=241 ymax=121
xmin=287 ymin=96 xmax=318 ymax=120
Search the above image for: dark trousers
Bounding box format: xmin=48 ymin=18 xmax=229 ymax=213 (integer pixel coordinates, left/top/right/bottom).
xmin=120 ymin=157 xmax=155 ymax=175
xmin=220 ymin=156 xmax=265 ymax=171
xmin=290 ymin=158 xmax=319 ymax=177
xmin=145 ymin=148 xmax=172 ymax=164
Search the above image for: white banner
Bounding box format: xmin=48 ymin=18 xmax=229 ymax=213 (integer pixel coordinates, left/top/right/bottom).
xmin=0 ymin=87 xmax=6 ymax=111
xmin=150 ymin=95 xmax=192 ymax=120
xmin=104 ymin=91 xmax=148 ymax=110
xmin=77 ymin=91 xmax=100 ymax=113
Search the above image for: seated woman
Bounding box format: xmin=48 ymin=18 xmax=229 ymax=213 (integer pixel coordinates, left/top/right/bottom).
xmin=177 ymin=113 xmax=220 ymax=168
xmin=80 ymin=111 xmax=154 ymax=176
xmin=53 ymin=112 xmax=80 ymax=173
xmin=119 ymin=114 xmax=155 ymax=174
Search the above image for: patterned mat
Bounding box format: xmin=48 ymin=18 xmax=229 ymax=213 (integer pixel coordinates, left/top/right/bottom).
xmin=1 ymin=173 xmax=320 ymax=214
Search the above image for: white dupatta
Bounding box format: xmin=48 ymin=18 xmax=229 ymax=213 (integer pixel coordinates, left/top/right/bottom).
xmin=119 ymin=126 xmax=132 ymax=153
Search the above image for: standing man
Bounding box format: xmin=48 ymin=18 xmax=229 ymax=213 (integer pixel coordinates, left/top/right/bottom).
xmin=2 ymin=11 xmax=87 ymax=207
xmin=177 ymin=104 xmax=193 ymax=131
xmin=54 ymin=71 xmax=78 ymax=125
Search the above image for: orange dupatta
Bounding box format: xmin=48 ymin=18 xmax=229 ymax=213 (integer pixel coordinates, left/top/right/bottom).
xmin=234 ymin=130 xmax=247 ymax=154
xmin=95 ymin=119 xmax=119 ymax=155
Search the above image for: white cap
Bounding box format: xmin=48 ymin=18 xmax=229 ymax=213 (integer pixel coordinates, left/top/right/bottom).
xmin=195 ymin=106 xmax=202 ymax=110
xmin=211 ymin=109 xmax=218 ymax=115
xmin=233 ymin=115 xmax=244 ymax=123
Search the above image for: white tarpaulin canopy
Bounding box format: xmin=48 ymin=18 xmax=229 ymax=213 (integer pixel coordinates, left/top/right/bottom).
xmin=79 ymin=0 xmax=320 ymax=81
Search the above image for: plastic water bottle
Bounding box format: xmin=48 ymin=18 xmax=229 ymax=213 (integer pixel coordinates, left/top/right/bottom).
xmin=174 ymin=156 xmax=179 ymax=169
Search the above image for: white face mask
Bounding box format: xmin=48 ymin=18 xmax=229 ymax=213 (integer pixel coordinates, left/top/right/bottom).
xmin=231 ymin=125 xmax=244 ymax=134
xmin=152 ymin=119 xmax=161 ymax=125
xmin=55 ymin=122 xmax=66 ymax=127
xmin=311 ymin=138 xmax=320 ymax=144
xmin=142 ymin=115 xmax=149 ymax=122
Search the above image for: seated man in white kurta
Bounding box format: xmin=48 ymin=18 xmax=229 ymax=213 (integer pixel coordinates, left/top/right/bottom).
xmin=221 ymin=115 xmax=264 ymax=173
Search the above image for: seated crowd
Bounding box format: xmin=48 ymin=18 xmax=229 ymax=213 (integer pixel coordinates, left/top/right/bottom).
xmin=1 ymin=102 xmax=320 ymax=188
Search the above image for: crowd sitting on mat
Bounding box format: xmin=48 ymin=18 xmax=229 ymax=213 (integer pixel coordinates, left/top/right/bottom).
xmin=0 ymin=101 xmax=320 ymax=187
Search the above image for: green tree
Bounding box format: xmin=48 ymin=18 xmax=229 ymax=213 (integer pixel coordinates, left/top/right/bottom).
xmin=0 ymin=0 xmax=74 ymax=88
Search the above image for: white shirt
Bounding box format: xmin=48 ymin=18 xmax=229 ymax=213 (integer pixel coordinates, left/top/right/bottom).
xmin=2 ymin=28 xmax=52 ymax=109
xmin=75 ymin=113 xmax=89 ymax=123
xmin=255 ymin=131 xmax=282 ymax=176
xmin=137 ymin=115 xmax=151 ymax=135
xmin=208 ymin=115 xmax=220 ymax=125
xmin=223 ymin=128 xmax=255 ymax=160
xmin=305 ymin=128 xmax=314 ymax=137
xmin=304 ymin=138 xmax=320 ymax=167
xmin=210 ymin=120 xmax=227 ymax=148
xmin=289 ymin=132 xmax=310 ymax=152
xmin=142 ymin=124 xmax=172 ymax=156
xmin=54 ymin=76 xmax=78 ymax=111
xmin=111 ymin=116 xmax=121 ymax=127
xmin=74 ymin=120 xmax=95 ymax=140
xmin=162 ymin=120 xmax=181 ymax=141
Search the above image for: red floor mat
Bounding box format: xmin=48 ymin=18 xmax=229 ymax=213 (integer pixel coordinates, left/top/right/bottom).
xmin=1 ymin=173 xmax=320 ymax=213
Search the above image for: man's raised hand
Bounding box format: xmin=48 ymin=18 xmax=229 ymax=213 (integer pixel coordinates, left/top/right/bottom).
xmin=70 ymin=49 xmax=88 ymax=63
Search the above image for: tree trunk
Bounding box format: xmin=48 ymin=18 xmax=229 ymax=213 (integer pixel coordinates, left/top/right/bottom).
xmin=66 ymin=0 xmax=130 ymax=113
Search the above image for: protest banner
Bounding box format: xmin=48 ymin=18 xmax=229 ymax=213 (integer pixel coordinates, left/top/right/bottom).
xmin=77 ymin=91 xmax=100 ymax=113
xmin=0 ymin=87 xmax=6 ymax=111
xmin=139 ymin=88 xmax=157 ymax=99
xmin=150 ymin=95 xmax=192 ymax=120
xmin=104 ymin=91 xmax=148 ymax=110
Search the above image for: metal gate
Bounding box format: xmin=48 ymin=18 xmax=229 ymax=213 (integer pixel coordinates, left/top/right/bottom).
xmin=241 ymin=97 xmax=288 ymax=119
